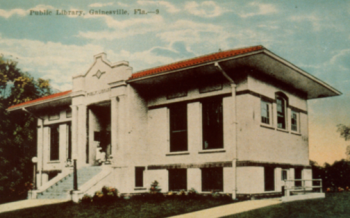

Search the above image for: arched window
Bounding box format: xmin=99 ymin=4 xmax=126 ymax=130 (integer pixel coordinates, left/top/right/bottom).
xmin=275 ymin=92 xmax=288 ymax=129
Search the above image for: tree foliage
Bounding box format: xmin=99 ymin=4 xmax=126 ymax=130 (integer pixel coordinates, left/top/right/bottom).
xmin=337 ymin=124 xmax=350 ymax=141
xmin=0 ymin=57 xmax=52 ymax=203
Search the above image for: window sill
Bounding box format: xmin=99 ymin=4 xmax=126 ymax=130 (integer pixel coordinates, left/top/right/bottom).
xmin=166 ymin=151 xmax=190 ymax=156
xmin=199 ymin=149 xmax=225 ymax=154
xmin=48 ymin=161 xmax=60 ymax=164
xmin=260 ymin=124 xmax=275 ymax=130
xmin=291 ymin=131 xmax=301 ymax=136
xmin=134 ymin=187 xmax=147 ymax=191
xmin=276 ymin=128 xmax=289 ymax=133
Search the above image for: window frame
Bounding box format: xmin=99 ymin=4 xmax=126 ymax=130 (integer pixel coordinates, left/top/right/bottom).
xmin=135 ymin=167 xmax=145 ymax=188
xmin=49 ymin=124 xmax=60 ymax=161
xmin=264 ymin=166 xmax=275 ymax=191
xmin=168 ymin=168 xmax=187 ymax=191
xmin=261 ymin=99 xmax=272 ymax=126
xmin=275 ymin=93 xmax=288 ymax=130
xmin=201 ymin=167 xmax=224 ymax=192
xmin=169 ymin=103 xmax=188 ymax=152
xmin=202 ymin=97 xmax=224 ymax=150
xmin=291 ymin=110 xmax=299 ymax=132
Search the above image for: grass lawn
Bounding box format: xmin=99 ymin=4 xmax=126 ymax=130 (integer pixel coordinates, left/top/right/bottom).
xmin=224 ymin=192 xmax=350 ymax=218
xmin=0 ymin=196 xmax=233 ymax=218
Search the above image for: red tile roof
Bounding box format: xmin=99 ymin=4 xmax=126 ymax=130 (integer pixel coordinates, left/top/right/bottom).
xmin=8 ymin=90 xmax=72 ymax=110
xmin=129 ymin=45 xmax=264 ymax=80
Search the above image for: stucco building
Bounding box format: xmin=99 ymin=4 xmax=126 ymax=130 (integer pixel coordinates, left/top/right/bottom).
xmin=7 ymin=45 xmax=340 ymax=201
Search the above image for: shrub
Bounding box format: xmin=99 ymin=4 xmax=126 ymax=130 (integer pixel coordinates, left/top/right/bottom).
xmin=81 ymin=194 xmax=92 ymax=204
xmin=149 ymin=180 xmax=161 ymax=194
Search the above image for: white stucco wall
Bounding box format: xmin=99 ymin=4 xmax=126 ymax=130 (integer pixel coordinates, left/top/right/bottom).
xmin=237 ymin=167 xmax=264 ymax=194
xmin=236 ymin=75 xmax=309 ymax=165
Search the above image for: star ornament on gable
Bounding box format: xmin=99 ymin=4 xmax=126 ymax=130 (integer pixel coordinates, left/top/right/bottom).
xmin=93 ymin=70 xmax=105 ymax=79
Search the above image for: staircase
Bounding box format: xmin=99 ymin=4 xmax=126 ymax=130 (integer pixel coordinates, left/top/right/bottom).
xmin=37 ymin=166 xmax=102 ymax=199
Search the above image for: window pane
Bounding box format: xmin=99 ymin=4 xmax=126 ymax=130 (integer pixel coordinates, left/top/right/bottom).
xmin=291 ymin=112 xmax=298 ymax=131
xmin=261 ymin=100 xmax=270 ymax=124
xmin=170 ymin=104 xmax=187 ymax=152
xmin=169 ymin=169 xmax=187 ymax=191
xmin=202 ymin=168 xmax=223 ymax=191
xmin=202 ymin=98 xmax=223 ymax=149
xmin=277 ymin=98 xmax=286 ymax=129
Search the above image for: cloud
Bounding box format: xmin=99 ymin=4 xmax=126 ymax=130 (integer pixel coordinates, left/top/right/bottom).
xmin=78 ymin=15 xmax=164 ymax=39
xmin=138 ymin=1 xmax=180 ymax=13
xmin=184 ymin=1 xmax=229 ymax=17
xmin=117 ymin=2 xmax=128 ymax=7
xmin=0 ymin=35 xmax=105 ymax=91
xmin=0 ymin=4 xmax=55 ymax=19
xmin=239 ymin=2 xmax=277 ymax=18
xmin=0 ymin=8 xmax=26 ymax=18
xmin=89 ymin=2 xmax=114 ymax=7
xmin=290 ymin=15 xmax=322 ymax=31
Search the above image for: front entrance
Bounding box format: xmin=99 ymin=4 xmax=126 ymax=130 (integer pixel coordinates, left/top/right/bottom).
xmin=88 ymin=101 xmax=112 ymax=165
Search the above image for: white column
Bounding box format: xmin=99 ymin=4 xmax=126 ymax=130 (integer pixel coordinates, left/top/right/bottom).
xmin=111 ymin=97 xmax=118 ymax=159
xmin=117 ymin=95 xmax=126 ymax=166
xmin=37 ymin=119 xmax=43 ymax=187
xmin=275 ymin=167 xmax=282 ymax=192
xmin=187 ymin=168 xmax=201 ymax=192
xmin=77 ymin=104 xmax=87 ymax=166
xmin=71 ymin=106 xmax=78 ymax=160
xmin=303 ymin=168 xmax=312 ymax=191
xmin=224 ymin=167 xmax=234 ymax=194
xmin=187 ymin=102 xmax=202 ymax=153
xmin=59 ymin=124 xmax=67 ymax=165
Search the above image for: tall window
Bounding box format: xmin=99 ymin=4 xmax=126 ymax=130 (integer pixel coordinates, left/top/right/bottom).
xmin=264 ymin=167 xmax=275 ymax=191
xmin=50 ymin=124 xmax=60 ymax=161
xmin=169 ymin=169 xmax=187 ymax=191
xmin=276 ymin=97 xmax=286 ymax=129
xmin=261 ymin=100 xmax=271 ymax=124
xmin=291 ymin=111 xmax=298 ymax=132
xmin=169 ymin=103 xmax=187 ymax=152
xmin=202 ymin=167 xmax=223 ymax=192
xmin=202 ymin=98 xmax=223 ymax=150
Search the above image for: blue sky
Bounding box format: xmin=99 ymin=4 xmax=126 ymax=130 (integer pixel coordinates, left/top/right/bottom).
xmin=0 ymin=0 xmax=349 ymax=165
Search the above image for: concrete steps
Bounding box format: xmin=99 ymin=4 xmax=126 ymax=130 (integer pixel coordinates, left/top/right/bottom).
xmin=37 ymin=166 xmax=102 ymax=199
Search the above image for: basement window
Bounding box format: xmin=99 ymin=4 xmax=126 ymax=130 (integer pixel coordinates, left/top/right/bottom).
xmin=135 ymin=167 xmax=145 ymax=187
xmin=201 ymin=167 xmax=223 ymax=192
xmin=264 ymin=167 xmax=275 ymax=191
xmin=169 ymin=169 xmax=187 ymax=191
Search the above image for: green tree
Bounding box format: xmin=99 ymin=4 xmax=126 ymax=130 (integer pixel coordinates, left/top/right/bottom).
xmin=0 ymin=57 xmax=52 ymax=203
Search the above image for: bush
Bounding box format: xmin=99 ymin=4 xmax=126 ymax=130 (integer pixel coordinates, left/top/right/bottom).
xmin=81 ymin=194 xmax=92 ymax=204
xmin=88 ymin=186 xmax=119 ymax=203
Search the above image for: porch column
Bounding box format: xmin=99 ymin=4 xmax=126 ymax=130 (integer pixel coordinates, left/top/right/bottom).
xmin=77 ymin=104 xmax=87 ymax=166
xmin=117 ymin=95 xmax=127 ymax=166
xmin=111 ymin=97 xmax=118 ymax=160
xmin=71 ymin=106 xmax=78 ymax=160
xmin=37 ymin=119 xmax=44 ymax=187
